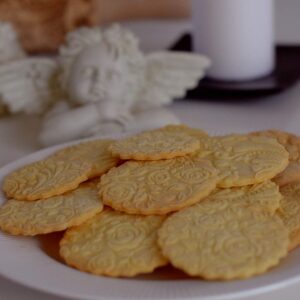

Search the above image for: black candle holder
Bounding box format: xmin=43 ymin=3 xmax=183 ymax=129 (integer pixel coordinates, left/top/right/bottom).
xmin=170 ymin=33 xmax=300 ymax=100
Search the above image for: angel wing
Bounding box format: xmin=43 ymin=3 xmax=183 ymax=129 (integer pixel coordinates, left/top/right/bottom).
xmin=0 ymin=58 xmax=59 ymax=114
xmin=134 ymin=51 xmax=211 ymax=111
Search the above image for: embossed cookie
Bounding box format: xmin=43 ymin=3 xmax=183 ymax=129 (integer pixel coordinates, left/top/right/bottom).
xmin=158 ymin=199 xmax=289 ymax=280
xmin=194 ymin=135 xmax=289 ymax=187
xmin=153 ymin=124 xmax=208 ymax=139
xmin=206 ymin=180 xmax=281 ymax=214
xmin=99 ymin=156 xmax=218 ymax=215
xmin=250 ymin=130 xmax=300 ymax=186
xmin=51 ymin=140 xmax=120 ymax=178
xmin=0 ymin=182 xmax=102 ymax=235
xmin=60 ymin=209 xmax=168 ymax=277
xmin=109 ymin=130 xmax=200 ymax=160
xmin=250 ymin=130 xmax=300 ymax=161
xmin=279 ymin=183 xmax=300 ymax=251
xmin=3 ymin=158 xmax=92 ymax=200
xmin=275 ymin=162 xmax=300 ymax=187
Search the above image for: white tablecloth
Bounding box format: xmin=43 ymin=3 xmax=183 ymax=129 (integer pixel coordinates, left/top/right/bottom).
xmin=2 ymin=10 xmax=300 ymax=299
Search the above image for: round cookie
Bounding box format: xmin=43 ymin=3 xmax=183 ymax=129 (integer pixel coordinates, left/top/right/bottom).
xmin=60 ymin=209 xmax=168 ymax=277
xmin=275 ymin=162 xmax=300 ymax=187
xmin=207 ymin=180 xmax=281 ymax=214
xmin=279 ymin=182 xmax=300 ymax=251
xmin=109 ymin=130 xmax=200 ymax=160
xmin=0 ymin=182 xmax=103 ymax=235
xmin=194 ymin=135 xmax=289 ymax=187
xmin=250 ymin=130 xmax=300 ymax=161
xmin=250 ymin=130 xmax=300 ymax=186
xmin=158 ymin=199 xmax=289 ymax=280
xmin=153 ymin=124 xmax=208 ymax=139
xmin=3 ymin=158 xmax=92 ymax=201
xmin=99 ymin=156 xmax=218 ymax=215
xmin=51 ymin=139 xmax=120 ymax=178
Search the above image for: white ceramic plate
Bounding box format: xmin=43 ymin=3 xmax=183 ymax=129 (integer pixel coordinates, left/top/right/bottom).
xmin=0 ymin=137 xmax=300 ymax=300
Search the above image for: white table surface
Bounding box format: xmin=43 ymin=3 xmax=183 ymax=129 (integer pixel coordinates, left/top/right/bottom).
xmin=1 ymin=9 xmax=300 ymax=299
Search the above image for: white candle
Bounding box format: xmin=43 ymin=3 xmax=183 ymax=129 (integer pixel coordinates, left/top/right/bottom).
xmin=192 ymin=0 xmax=275 ymax=81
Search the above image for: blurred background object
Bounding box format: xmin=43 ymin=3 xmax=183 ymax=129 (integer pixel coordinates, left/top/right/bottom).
xmin=191 ymin=0 xmax=275 ymax=81
xmin=1 ymin=0 xmax=300 ymax=54
xmin=0 ymin=0 xmax=190 ymax=53
xmin=0 ymin=0 xmax=67 ymax=53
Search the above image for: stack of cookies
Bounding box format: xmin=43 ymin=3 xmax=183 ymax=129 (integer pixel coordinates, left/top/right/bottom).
xmin=0 ymin=125 xmax=299 ymax=280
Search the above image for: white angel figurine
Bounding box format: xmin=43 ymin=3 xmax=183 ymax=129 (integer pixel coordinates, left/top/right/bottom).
xmin=0 ymin=21 xmax=59 ymax=115
xmin=39 ymin=24 xmax=210 ymax=146
xmin=0 ymin=21 xmax=26 ymax=64
xmin=0 ymin=21 xmax=27 ymax=115
xmin=0 ymin=58 xmax=59 ymax=114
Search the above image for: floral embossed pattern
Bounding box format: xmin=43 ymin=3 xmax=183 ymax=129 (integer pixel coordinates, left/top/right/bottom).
xmin=207 ymin=180 xmax=281 ymax=213
xmin=51 ymin=139 xmax=120 ymax=178
xmin=3 ymin=158 xmax=92 ymax=200
xmin=158 ymin=200 xmax=289 ymax=280
xmin=60 ymin=209 xmax=167 ymax=277
xmin=0 ymin=183 xmax=103 ymax=235
xmin=280 ymin=183 xmax=300 ymax=250
xmin=250 ymin=130 xmax=300 ymax=161
xmin=194 ymin=135 xmax=289 ymax=187
xmin=99 ymin=156 xmax=218 ymax=215
xmin=109 ymin=130 xmax=200 ymax=160
xmin=251 ymin=130 xmax=300 ymax=186
xmin=152 ymin=124 xmax=208 ymax=139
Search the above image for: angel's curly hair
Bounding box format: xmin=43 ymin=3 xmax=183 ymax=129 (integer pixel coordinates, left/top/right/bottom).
xmin=59 ymin=24 xmax=144 ymax=91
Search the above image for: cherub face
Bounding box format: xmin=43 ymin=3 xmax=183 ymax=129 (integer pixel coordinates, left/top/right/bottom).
xmin=67 ymin=43 xmax=129 ymax=105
